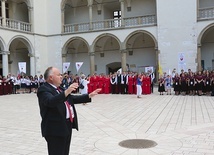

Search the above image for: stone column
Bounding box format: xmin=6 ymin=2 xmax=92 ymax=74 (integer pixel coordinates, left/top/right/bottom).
xmin=197 ymin=45 xmax=202 ymax=71
xmin=197 ymin=0 xmax=199 ymax=18
xmin=119 ymin=0 xmax=125 ymax=27
xmin=62 ymin=54 xmax=67 ymax=63
xmin=2 ymin=51 xmax=9 ymax=76
xmin=158 ymin=50 xmax=162 ymax=78
xmin=155 ymin=48 xmax=159 ymax=82
xmin=61 ymin=54 xmax=67 ymax=73
xmin=121 ymin=49 xmax=127 ymax=72
xmin=89 ymin=52 xmax=95 ymax=75
xmin=29 ymin=53 xmax=35 ymax=76
xmin=61 ymin=8 xmax=65 ymax=33
xmin=28 ymin=6 xmax=33 ymax=31
xmin=87 ymin=0 xmax=93 ymax=30
xmin=1 ymin=0 xmax=7 ymax=27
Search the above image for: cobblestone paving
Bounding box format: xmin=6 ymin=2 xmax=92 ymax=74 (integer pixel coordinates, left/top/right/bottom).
xmin=0 ymin=89 xmax=214 ymax=155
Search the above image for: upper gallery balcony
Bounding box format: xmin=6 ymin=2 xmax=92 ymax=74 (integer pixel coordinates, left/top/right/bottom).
xmin=198 ymin=0 xmax=214 ymax=21
xmin=198 ymin=7 xmax=214 ymax=21
xmin=63 ymin=14 xmax=157 ymax=33
xmin=62 ymin=0 xmax=157 ymax=34
xmin=0 ymin=0 xmax=31 ymax=32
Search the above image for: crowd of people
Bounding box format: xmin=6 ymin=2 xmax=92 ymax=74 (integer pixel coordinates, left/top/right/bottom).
xmin=0 ymin=71 xmax=155 ymax=96
xmin=0 ymin=73 xmax=45 ymax=95
xmin=1 ymin=68 xmax=214 ymax=97
xmin=158 ymin=69 xmax=214 ymax=96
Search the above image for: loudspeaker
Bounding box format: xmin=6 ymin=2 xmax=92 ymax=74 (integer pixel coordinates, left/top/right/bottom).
xmin=97 ymin=10 xmax=101 ymax=15
xmin=100 ymin=53 xmax=104 ymax=57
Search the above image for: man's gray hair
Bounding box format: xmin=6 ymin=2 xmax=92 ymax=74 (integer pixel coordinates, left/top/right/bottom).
xmin=44 ymin=67 xmax=53 ymax=80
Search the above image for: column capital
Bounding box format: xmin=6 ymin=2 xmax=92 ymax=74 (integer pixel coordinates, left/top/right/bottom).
xmin=0 ymin=50 xmax=10 ymax=55
xmin=120 ymin=49 xmax=127 ymax=53
xmin=89 ymin=52 xmax=95 ymax=56
xmin=119 ymin=0 xmax=125 ymax=2
xmin=62 ymin=53 xmax=67 ymax=57
xmin=87 ymin=0 xmax=93 ymax=6
xmin=28 ymin=53 xmax=34 ymax=57
xmin=28 ymin=6 xmax=33 ymax=10
xmin=1 ymin=0 xmax=7 ymax=2
xmin=197 ymin=44 xmax=202 ymax=47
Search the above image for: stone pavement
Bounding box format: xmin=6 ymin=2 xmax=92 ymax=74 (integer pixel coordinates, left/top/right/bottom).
xmin=0 ymin=88 xmax=214 ymax=155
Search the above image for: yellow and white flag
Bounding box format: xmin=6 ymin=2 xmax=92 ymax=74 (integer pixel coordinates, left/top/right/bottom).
xmin=158 ymin=61 xmax=163 ymax=76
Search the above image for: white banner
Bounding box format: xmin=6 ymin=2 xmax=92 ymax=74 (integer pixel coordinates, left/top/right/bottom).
xmin=179 ymin=52 xmax=185 ymax=63
xmin=75 ymin=62 xmax=83 ymax=72
xmin=63 ymin=62 xmax=70 ymax=73
xmin=145 ymin=66 xmax=154 ymax=73
xmin=178 ymin=52 xmax=186 ymax=72
xmin=18 ymin=62 xmax=26 ymax=74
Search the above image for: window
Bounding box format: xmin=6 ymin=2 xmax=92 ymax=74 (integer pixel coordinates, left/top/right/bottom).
xmin=113 ymin=10 xmax=121 ymax=27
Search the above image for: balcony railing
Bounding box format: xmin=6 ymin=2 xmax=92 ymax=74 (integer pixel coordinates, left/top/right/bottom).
xmin=124 ymin=15 xmax=156 ymax=27
xmin=63 ymin=14 xmax=156 ymax=33
xmin=198 ymin=7 xmax=214 ymax=20
xmin=92 ymin=18 xmax=122 ymax=30
xmin=6 ymin=18 xmax=31 ymax=32
xmin=64 ymin=22 xmax=90 ymax=33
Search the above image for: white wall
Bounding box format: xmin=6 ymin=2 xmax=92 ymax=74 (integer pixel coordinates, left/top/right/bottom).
xmin=33 ymin=0 xmax=47 ymax=34
xmin=46 ymin=0 xmax=61 ymax=35
xmin=34 ymin=35 xmax=48 ymax=75
xmin=157 ymin=0 xmax=198 ymax=72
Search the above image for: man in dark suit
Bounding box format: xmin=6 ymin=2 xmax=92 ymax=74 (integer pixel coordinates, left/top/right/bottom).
xmin=37 ymin=67 xmax=101 ymax=155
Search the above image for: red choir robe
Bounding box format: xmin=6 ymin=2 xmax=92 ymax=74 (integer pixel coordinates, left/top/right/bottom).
xmin=128 ymin=76 xmax=134 ymax=94
xmin=87 ymin=78 xmax=92 ymax=93
xmin=7 ymin=81 xmax=13 ymax=94
xmin=0 ymin=81 xmax=3 ymax=95
xmin=3 ymin=81 xmax=8 ymax=95
xmin=104 ymin=77 xmax=110 ymax=94
xmin=98 ymin=76 xmax=104 ymax=94
xmin=141 ymin=75 xmax=145 ymax=94
xmin=91 ymin=76 xmax=98 ymax=92
xmin=143 ymin=76 xmax=151 ymax=94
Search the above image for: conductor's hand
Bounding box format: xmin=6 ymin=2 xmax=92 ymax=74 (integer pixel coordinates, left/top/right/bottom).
xmin=89 ymin=88 xmax=102 ymax=98
xmin=64 ymin=83 xmax=78 ymax=97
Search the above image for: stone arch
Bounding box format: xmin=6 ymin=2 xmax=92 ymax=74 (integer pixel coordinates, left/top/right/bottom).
xmin=197 ymin=23 xmax=214 ymax=45
xmin=0 ymin=36 xmax=7 ymax=51
xmin=7 ymin=35 xmax=34 ymax=54
xmin=124 ymin=30 xmax=158 ymax=76
xmin=61 ymin=0 xmax=67 ymax=10
xmin=197 ymin=23 xmax=214 ymax=71
xmin=8 ymin=35 xmax=35 ymax=75
xmin=124 ymin=30 xmax=158 ymax=49
xmin=62 ymin=36 xmax=90 ymax=55
xmin=23 ymin=0 xmax=32 ymax=7
xmin=92 ymin=33 xmax=122 ymax=52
